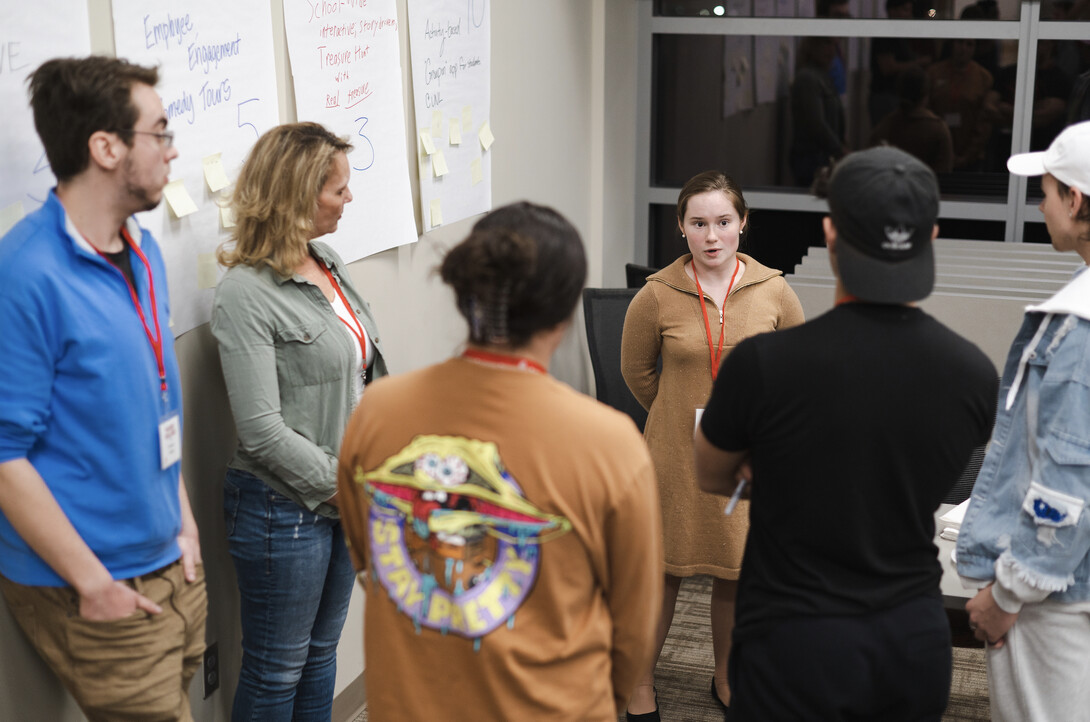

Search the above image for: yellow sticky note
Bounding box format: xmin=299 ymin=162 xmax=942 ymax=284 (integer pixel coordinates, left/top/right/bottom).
xmin=220 ymin=204 xmax=237 ymax=229
xmin=471 ymin=158 xmax=482 ymax=186
xmin=202 ymin=152 xmax=231 ymax=192
xmin=478 ymin=121 xmax=495 ymax=151
xmin=462 ymin=105 xmax=473 ymax=133
xmin=419 ymin=131 xmax=436 ymax=156
xmin=431 ymin=110 xmax=443 ymax=138
xmin=432 ymin=151 xmax=449 ymax=178
xmin=430 ymin=198 xmax=443 ymax=228
xmin=196 ymin=252 xmax=218 ymax=289
xmin=163 ymin=180 xmax=199 ymax=218
xmin=449 ymin=118 xmax=462 ymax=146
xmin=0 ymin=200 xmax=25 ymax=236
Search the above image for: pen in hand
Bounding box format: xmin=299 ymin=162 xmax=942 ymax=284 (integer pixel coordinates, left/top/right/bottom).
xmin=724 ymin=479 xmax=748 ymax=515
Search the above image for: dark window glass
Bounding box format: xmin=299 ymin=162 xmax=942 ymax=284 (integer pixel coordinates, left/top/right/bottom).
xmin=1042 ymin=0 xmax=1090 ymax=21
xmin=995 ymin=40 xmax=1086 ymax=152
xmin=935 ymin=217 xmax=1005 ymax=241
xmin=1025 ymin=175 xmax=1044 ymax=203
xmin=654 ymin=0 xmax=1007 ymax=20
xmin=1022 ymin=222 xmax=1053 ymax=245
xmin=1032 ymin=40 xmax=1090 ymax=129
xmin=652 ymin=34 xmax=1019 ymax=199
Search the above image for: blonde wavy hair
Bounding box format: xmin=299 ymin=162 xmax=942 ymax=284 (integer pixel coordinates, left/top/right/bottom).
xmin=218 ymin=122 xmax=352 ymax=276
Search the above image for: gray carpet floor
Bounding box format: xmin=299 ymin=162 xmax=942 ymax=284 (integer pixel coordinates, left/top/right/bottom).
xmin=352 ymin=576 xmax=990 ymax=721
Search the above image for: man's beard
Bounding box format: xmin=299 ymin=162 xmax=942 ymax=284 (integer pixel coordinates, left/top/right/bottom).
xmin=122 ymin=156 xmax=162 ymax=213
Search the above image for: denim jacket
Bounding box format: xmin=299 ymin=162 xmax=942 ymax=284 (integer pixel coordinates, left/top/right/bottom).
xmin=957 ymin=266 xmax=1090 ymax=610
xmin=211 ymin=240 xmax=387 ymax=518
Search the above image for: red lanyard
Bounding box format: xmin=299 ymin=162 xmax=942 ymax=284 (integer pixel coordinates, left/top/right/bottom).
xmin=692 ymin=259 xmax=741 ymax=381
xmin=94 ymin=228 xmax=167 ymax=395
xmin=462 ymin=348 xmax=546 ymax=375
xmin=318 ymin=262 xmax=368 ymax=365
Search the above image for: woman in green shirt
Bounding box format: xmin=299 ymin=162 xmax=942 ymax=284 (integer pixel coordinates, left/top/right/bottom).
xmin=211 ymin=122 xmax=387 ymax=721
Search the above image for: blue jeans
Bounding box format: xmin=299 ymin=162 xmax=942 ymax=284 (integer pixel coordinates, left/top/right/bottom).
xmin=224 ymin=468 xmax=355 ymax=722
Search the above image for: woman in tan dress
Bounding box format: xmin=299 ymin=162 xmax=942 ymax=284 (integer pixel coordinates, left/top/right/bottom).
xmin=621 ymin=171 xmax=804 ymax=719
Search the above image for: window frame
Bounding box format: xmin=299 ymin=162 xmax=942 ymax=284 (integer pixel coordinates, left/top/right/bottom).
xmin=634 ymin=0 xmax=1088 ymax=259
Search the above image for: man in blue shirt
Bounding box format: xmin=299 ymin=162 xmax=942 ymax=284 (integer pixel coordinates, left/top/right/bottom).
xmin=0 ymin=56 xmax=206 ymax=721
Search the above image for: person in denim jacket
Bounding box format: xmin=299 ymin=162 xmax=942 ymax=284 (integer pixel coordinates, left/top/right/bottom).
xmin=956 ymin=120 xmax=1090 ymax=722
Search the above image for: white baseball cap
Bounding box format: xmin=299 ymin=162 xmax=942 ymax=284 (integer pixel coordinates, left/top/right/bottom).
xmin=1007 ymin=121 xmax=1090 ymax=196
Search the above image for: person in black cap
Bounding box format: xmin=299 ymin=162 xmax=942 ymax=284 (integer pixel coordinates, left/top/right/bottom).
xmin=692 ymin=146 xmax=998 ymax=720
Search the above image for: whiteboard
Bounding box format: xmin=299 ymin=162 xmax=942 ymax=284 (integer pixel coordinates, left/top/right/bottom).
xmin=282 ymin=0 xmax=418 ymax=262
xmin=0 ymin=1 xmax=92 ymax=233
xmin=407 ymin=0 xmax=491 ymax=231
xmin=113 ymin=0 xmax=281 ymax=336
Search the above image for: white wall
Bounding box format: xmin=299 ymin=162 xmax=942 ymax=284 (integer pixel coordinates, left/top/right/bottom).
xmin=0 ymin=1 xmax=640 ymax=720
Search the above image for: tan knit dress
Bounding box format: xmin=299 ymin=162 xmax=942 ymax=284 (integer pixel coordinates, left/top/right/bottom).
xmin=621 ymin=253 xmax=804 ymax=579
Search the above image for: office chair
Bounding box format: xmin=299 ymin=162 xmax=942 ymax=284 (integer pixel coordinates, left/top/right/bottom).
xmin=582 ymin=288 xmax=649 ymax=432
xmin=625 ymin=263 xmax=659 ymax=290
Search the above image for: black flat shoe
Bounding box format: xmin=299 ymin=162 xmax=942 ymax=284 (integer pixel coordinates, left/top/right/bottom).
xmin=626 ymin=687 xmax=660 ymax=722
xmin=711 ymin=678 xmax=730 ymax=716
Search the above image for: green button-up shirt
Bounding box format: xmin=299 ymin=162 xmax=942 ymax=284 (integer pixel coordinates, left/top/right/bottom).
xmin=211 ymin=240 xmax=387 ymax=517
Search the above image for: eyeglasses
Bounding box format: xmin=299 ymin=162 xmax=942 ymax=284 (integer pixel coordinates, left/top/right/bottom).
xmin=112 ymin=128 xmax=175 ymax=149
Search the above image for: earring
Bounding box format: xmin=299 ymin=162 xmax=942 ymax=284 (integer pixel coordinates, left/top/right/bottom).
xmin=681 ymin=234 xmax=686 ymax=239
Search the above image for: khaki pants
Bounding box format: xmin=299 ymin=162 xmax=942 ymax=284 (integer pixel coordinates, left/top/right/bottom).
xmin=0 ymin=559 xmax=207 ymax=722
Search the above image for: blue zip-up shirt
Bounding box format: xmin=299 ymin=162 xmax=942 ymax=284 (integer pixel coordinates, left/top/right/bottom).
xmin=957 ymin=265 xmax=1090 ymax=610
xmin=0 ymin=191 xmax=183 ymax=586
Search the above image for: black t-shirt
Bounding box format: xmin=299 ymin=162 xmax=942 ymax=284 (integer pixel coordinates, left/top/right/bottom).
xmin=103 ymin=244 xmax=138 ymax=291
xmin=701 ymin=303 xmax=997 ymax=639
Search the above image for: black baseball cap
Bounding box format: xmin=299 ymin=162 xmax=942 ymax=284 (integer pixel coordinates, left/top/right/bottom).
xmin=827 ymin=146 xmax=938 ymax=304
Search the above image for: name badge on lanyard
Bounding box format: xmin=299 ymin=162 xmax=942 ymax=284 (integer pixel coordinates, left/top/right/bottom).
xmin=159 ymin=413 xmax=182 ymax=469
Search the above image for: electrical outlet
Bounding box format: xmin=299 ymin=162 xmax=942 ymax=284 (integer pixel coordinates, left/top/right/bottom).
xmin=203 ymin=642 xmax=220 ymax=699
